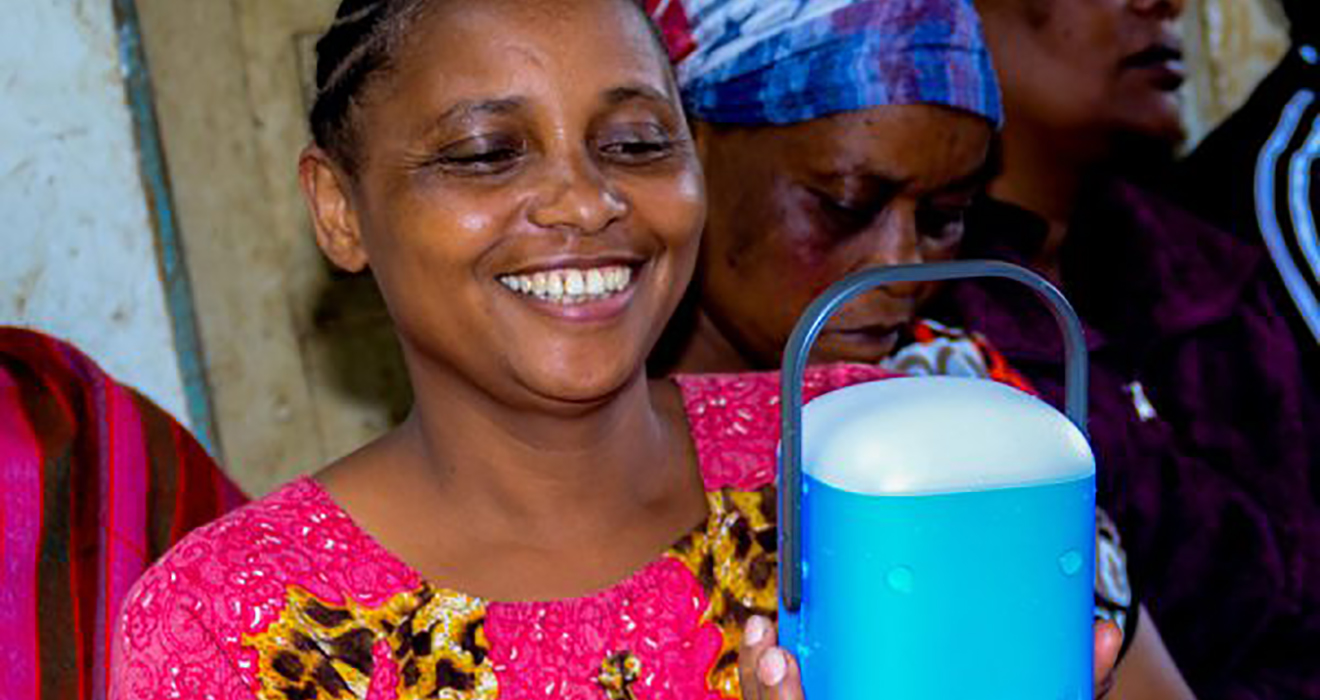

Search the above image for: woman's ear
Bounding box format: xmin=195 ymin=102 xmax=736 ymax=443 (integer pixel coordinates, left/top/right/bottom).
xmin=299 ymin=145 xmax=369 ymax=273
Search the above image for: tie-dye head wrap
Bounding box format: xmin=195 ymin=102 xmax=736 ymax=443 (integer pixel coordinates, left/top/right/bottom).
xmin=647 ymin=0 xmax=1002 ymax=126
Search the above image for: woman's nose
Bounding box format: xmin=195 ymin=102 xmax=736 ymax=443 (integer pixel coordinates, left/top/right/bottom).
xmin=857 ymin=213 xmax=924 ymax=297
xmin=528 ymin=154 xmax=628 ymax=235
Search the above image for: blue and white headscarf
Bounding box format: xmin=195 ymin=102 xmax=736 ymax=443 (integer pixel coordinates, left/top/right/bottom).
xmin=648 ymin=0 xmax=1002 ymax=126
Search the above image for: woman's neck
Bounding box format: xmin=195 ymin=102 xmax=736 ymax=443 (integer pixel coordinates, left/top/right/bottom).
xmin=989 ymin=119 xmax=1088 ymax=285
xmin=399 ymin=363 xmax=690 ymax=533
xmin=317 ymin=345 xmax=710 ymax=601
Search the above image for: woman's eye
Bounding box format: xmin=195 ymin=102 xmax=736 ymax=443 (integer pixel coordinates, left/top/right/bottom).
xmin=826 ymin=198 xmax=868 ymax=217
xmin=429 ymin=137 xmax=526 ymax=174
xmin=597 ymin=124 xmax=674 ymax=164
xmin=916 ymin=205 xmax=968 ymax=245
xmin=602 ymin=140 xmax=671 ymax=159
xmin=816 ymin=192 xmax=877 ymax=228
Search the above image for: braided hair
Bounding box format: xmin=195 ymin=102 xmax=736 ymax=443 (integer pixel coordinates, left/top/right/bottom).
xmin=309 ymin=0 xmax=665 ymax=172
xmin=309 ymin=0 xmax=435 ymax=171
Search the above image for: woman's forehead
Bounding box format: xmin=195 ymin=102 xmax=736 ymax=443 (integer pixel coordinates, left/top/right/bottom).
xmin=702 ymin=106 xmax=992 ymax=195
xmin=721 ymin=106 xmax=989 ymax=160
xmin=373 ymin=0 xmax=674 ymax=109
xmin=400 ymin=0 xmax=668 ymax=77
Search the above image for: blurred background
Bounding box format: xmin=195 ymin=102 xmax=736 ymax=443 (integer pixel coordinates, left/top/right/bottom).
xmin=0 ymin=0 xmax=1293 ymax=496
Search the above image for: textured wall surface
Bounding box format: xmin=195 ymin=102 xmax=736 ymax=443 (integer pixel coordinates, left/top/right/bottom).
xmin=0 ymin=0 xmax=190 ymax=426
xmin=1182 ymin=0 xmax=1289 ymax=146
xmin=135 ymin=0 xmax=330 ymax=494
xmin=138 ymin=0 xmax=407 ymax=495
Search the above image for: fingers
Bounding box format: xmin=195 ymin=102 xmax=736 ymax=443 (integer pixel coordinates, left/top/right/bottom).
xmin=742 ymin=617 xmax=1118 ymax=699
xmin=743 ymin=618 xmax=1106 ymax=699
xmin=1093 ymin=620 xmax=1123 ymax=699
xmin=759 ymin=646 xmax=804 ymax=700
xmin=740 ymin=616 xmax=805 ymax=700
xmin=739 ymin=616 xmax=773 ymax=700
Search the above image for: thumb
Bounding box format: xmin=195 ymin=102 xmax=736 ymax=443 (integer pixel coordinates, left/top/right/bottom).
xmin=1093 ymin=621 xmax=1122 ymax=698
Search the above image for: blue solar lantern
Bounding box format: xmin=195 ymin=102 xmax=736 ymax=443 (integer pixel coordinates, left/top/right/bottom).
xmin=778 ymin=261 xmax=1095 ymax=699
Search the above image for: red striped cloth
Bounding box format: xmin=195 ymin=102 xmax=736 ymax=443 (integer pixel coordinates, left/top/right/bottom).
xmin=0 ymin=327 xmax=247 ymax=700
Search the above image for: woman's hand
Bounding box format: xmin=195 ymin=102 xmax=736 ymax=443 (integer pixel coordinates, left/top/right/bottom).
xmin=739 ymin=617 xmax=1126 ymax=700
xmin=740 ymin=616 xmax=803 ymax=700
xmin=1094 ymin=620 xmax=1123 ymax=698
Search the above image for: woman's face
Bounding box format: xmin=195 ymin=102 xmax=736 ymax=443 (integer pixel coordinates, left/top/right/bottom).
xmin=303 ymin=0 xmax=704 ymax=408
xmin=695 ymin=105 xmax=993 ymax=368
xmin=977 ymin=0 xmax=1187 ymax=148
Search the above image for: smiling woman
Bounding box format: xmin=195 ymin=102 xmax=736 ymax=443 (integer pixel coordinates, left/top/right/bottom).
xmin=109 ymin=2 xmax=1122 ymax=699
xmin=297 ymin=0 xmax=703 ymax=407
xmin=111 ymin=1 xmax=752 ymax=697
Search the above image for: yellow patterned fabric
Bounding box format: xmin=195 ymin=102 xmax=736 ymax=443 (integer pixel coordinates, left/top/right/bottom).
xmin=246 ymin=585 xmax=495 ymax=700
xmin=666 ymin=486 xmax=779 ymax=697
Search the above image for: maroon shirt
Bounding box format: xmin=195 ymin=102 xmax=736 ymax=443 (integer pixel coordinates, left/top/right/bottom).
xmin=1171 ymin=44 xmax=1320 ymax=394
xmin=931 ymin=181 xmax=1320 ymax=700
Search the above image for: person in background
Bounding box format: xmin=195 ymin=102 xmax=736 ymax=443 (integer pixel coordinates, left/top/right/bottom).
xmin=646 ymin=1 xmax=1194 ymax=696
xmin=928 ymin=0 xmax=1320 ymax=696
xmin=1173 ymin=0 xmax=1319 ymax=391
xmin=0 ymin=326 xmax=246 ymax=700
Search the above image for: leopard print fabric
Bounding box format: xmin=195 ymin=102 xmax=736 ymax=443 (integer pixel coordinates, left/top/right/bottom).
xmin=248 ymin=585 xmax=495 ymax=700
xmin=667 ymin=486 xmax=778 ymax=698
xmin=236 ymin=482 xmax=779 ymax=700
xmin=595 ymin=651 xmax=643 ymax=700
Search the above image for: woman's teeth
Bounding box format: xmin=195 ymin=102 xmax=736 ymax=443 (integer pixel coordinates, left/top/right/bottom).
xmin=498 ymin=265 xmax=633 ymax=304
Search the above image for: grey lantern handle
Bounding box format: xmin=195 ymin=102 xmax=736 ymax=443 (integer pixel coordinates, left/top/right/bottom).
xmin=779 ymin=260 xmax=1089 ymax=613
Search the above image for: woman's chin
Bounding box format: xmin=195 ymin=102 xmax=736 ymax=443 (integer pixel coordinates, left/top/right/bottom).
xmin=811 ymin=330 xmax=901 ymax=366
xmin=515 ymin=362 xmax=644 ymax=410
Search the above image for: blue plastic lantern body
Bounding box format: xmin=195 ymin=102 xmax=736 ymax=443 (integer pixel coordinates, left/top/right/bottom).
xmin=779 ymin=378 xmax=1096 ymax=698
xmin=778 ymin=262 xmax=1097 ymax=700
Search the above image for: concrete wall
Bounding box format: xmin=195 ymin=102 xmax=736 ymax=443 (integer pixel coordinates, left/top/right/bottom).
xmin=134 ymin=0 xmax=355 ymax=496
xmin=1183 ymin=0 xmax=1290 ymax=146
xmin=136 ymin=0 xmax=407 ymax=496
xmin=0 ymin=0 xmax=191 ymax=428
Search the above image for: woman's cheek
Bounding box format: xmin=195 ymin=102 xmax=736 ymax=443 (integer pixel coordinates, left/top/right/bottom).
xmin=658 ymin=168 xmax=708 ymax=249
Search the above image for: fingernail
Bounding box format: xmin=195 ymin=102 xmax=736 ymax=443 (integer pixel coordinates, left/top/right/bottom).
xmin=758 ymin=648 xmax=788 ymax=686
xmin=744 ymin=616 xmax=767 ymax=646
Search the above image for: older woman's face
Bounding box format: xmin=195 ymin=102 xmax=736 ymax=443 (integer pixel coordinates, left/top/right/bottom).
xmin=695 ymin=106 xmax=993 ymax=367
xmin=303 ymin=0 xmax=704 ymax=407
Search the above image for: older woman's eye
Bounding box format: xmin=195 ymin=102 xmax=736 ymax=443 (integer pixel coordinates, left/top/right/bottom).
xmin=814 ymin=191 xmax=878 ymax=229
xmin=915 ymin=204 xmax=968 ymax=246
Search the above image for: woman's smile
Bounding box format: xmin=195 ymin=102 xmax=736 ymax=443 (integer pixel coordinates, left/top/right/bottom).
xmin=499 ymin=264 xmax=634 ymax=303
xmin=496 ymin=260 xmax=641 ymax=322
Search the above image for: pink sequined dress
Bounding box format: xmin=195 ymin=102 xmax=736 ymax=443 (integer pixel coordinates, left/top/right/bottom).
xmin=110 ymin=366 xmax=896 ymax=700
xmin=111 ymin=365 xmax=1132 ymax=699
